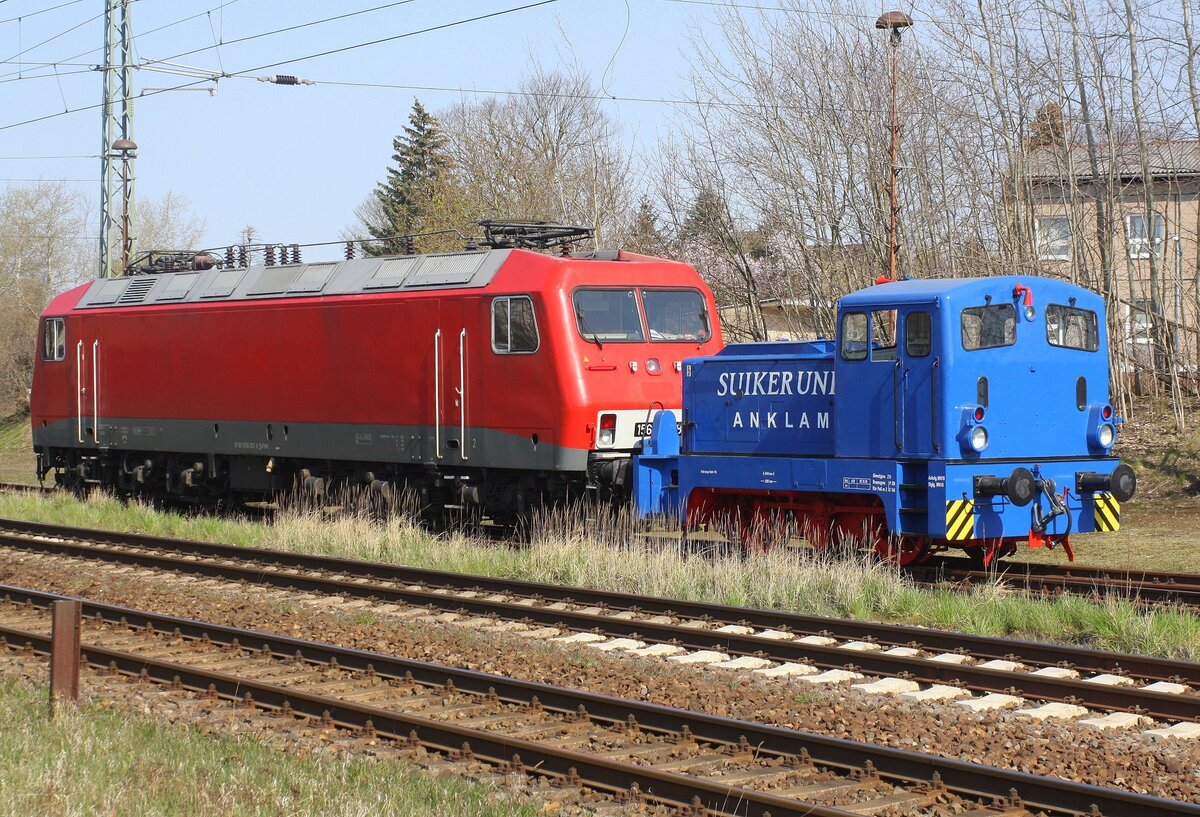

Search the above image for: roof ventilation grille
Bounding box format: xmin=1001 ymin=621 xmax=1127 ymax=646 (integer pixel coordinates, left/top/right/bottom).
xmin=117 ymin=277 xmax=157 ymax=304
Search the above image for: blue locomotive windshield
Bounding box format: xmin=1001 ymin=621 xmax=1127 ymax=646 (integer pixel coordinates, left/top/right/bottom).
xmin=1046 ymin=304 xmax=1098 ymax=351
xmin=961 ymin=304 xmax=1016 ymax=350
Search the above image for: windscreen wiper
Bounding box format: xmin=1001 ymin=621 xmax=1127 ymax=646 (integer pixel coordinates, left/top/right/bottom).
xmin=576 ymin=308 xmax=604 ymax=350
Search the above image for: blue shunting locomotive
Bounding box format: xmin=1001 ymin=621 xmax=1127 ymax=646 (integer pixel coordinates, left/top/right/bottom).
xmin=634 ymin=275 xmax=1137 ymax=565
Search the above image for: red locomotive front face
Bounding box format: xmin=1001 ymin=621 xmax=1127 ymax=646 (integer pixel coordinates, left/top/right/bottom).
xmin=490 ymin=251 xmax=723 ymax=462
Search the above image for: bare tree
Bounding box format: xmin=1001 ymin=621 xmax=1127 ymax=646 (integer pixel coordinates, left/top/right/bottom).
xmin=135 ymin=191 xmax=205 ymax=251
xmin=441 ymin=67 xmax=635 ymax=246
xmin=0 ymin=183 xmax=89 ymax=415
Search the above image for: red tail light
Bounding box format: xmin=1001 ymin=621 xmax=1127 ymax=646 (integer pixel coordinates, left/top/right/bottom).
xmin=598 ymin=413 xmax=617 ymax=448
xmin=974 ymin=407 xmax=985 ymax=422
xmin=1102 ymin=405 xmax=1112 ymax=420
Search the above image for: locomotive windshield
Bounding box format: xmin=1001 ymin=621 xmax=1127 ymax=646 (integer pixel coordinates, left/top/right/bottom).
xmin=574 ymin=289 xmax=645 ymax=342
xmin=644 ymin=289 xmax=711 ymax=342
xmin=573 ymin=287 xmax=713 ymax=343
xmin=961 ymin=304 xmax=1016 ymax=350
xmin=1045 ymin=304 xmax=1099 ymax=351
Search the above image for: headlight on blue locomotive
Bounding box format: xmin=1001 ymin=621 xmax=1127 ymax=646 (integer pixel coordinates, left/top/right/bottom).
xmin=970 ymin=426 xmax=989 ymax=451
xmin=1085 ymin=403 xmax=1118 ymax=454
xmin=959 ymin=405 xmax=989 ymax=454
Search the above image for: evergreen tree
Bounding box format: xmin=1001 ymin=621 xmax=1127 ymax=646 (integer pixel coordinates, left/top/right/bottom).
xmin=365 ymin=100 xmax=453 ymax=255
xmin=626 ymin=197 xmax=668 ymax=256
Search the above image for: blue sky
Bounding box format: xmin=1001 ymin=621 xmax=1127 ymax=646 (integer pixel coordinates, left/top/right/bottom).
xmin=0 ymin=0 xmax=742 ymax=263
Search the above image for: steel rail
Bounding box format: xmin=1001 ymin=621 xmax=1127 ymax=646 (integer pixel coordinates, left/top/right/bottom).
xmin=0 ymin=516 xmax=1194 ymax=676
xmin=0 ymin=518 xmax=1197 ymax=722
xmin=2 ymin=583 xmax=1197 ymax=817
xmin=917 ymin=556 xmax=1200 ymax=606
xmin=0 ymin=482 xmax=55 ymax=495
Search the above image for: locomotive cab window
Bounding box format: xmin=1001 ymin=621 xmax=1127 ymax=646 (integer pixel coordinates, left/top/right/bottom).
xmin=905 ymin=311 xmax=931 ymax=357
xmin=573 ymin=288 xmax=645 ymax=342
xmin=840 ymin=312 xmax=868 ymax=360
xmin=643 ymin=289 xmax=711 ymax=342
xmin=41 ymin=317 xmax=65 ymax=361
xmin=961 ymin=304 xmax=1015 ymax=350
xmin=871 ymin=309 xmax=897 ymax=361
xmin=840 ymin=310 xmax=899 ymax=361
xmin=491 ymin=296 xmax=539 ymax=354
xmin=1045 ymin=304 xmax=1098 ymax=351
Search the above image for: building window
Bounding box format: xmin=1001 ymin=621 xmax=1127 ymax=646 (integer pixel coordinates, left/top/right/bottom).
xmin=1129 ymin=299 xmax=1155 ymax=344
xmin=1036 ymin=215 xmax=1071 ymax=260
xmin=1126 ymin=212 xmax=1164 ymax=259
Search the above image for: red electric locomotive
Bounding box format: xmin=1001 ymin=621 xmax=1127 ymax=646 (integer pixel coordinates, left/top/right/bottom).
xmin=29 ymin=226 xmax=722 ymax=519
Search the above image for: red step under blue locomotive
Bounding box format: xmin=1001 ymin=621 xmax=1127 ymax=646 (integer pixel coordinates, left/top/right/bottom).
xmin=634 ymin=275 xmax=1136 ymax=564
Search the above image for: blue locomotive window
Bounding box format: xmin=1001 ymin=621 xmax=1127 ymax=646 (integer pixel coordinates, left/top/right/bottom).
xmin=906 ymin=311 xmax=931 ymax=357
xmin=871 ymin=309 xmax=897 ymax=360
xmin=573 ymin=288 xmax=645 ymax=342
xmin=643 ymin=289 xmax=711 ymax=342
xmin=840 ymin=312 xmax=868 ymax=360
xmin=961 ymin=304 xmax=1015 ymax=350
xmin=491 ymin=296 xmax=539 ymax=354
xmin=41 ymin=317 xmax=65 ymax=361
xmin=1046 ymin=304 xmax=1098 ymax=351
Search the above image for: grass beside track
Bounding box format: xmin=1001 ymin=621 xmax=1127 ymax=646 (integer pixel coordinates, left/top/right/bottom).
xmin=0 ymin=678 xmax=532 ymax=817
xmin=0 ymin=492 xmax=1198 ymax=662
xmin=0 ymin=416 xmax=34 ymax=487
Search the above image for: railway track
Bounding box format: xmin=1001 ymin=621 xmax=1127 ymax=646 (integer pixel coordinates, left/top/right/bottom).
xmin=0 ymin=517 xmax=1197 ymax=729
xmin=0 ymin=481 xmax=54 ymax=495
xmin=913 ymin=555 xmax=1200 ymax=607
xmin=6 ymin=479 xmax=1198 ymax=610
xmin=1 ymin=583 xmax=1195 ymax=817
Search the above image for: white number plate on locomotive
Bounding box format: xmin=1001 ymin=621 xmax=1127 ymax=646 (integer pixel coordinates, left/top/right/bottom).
xmin=634 ymin=421 xmax=682 ymax=437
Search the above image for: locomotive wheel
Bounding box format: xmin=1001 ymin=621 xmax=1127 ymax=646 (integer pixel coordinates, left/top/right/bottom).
xmin=875 ymin=535 xmax=931 ymax=566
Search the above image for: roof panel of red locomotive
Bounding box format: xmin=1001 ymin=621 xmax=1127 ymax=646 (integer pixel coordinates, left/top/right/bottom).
xmin=46 ymin=248 xmax=711 ymax=317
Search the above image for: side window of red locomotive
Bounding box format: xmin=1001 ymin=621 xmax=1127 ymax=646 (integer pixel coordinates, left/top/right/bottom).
xmin=492 ymin=296 xmax=539 ymax=354
xmin=41 ymin=318 xmax=65 ymax=362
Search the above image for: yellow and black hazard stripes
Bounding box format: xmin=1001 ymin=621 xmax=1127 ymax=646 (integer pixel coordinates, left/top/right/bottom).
xmin=1093 ymin=492 xmax=1121 ymax=532
xmin=945 ymin=499 xmax=975 ymax=541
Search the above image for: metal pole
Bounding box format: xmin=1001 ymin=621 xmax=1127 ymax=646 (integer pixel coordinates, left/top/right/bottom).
xmin=49 ymin=599 xmax=82 ymax=716
xmin=119 ymin=154 xmax=129 ymax=272
xmin=98 ymin=0 xmax=134 ymax=278
xmin=875 ymin=12 xmax=911 ymax=281
xmin=888 ymin=34 xmax=900 ymax=281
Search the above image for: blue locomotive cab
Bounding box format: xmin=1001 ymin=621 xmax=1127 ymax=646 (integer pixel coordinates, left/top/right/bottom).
xmin=634 ymin=274 xmax=1136 ymax=564
xmin=836 ymin=276 xmax=1117 ymax=461
xmin=834 ymin=276 xmax=1134 ymax=560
